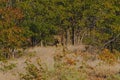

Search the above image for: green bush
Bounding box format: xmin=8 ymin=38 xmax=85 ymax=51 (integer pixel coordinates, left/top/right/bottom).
xmin=0 ymin=63 xmax=17 ymax=72
xmin=107 ymin=74 xmax=120 ymax=80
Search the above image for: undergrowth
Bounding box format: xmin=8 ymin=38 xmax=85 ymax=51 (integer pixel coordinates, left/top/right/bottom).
xmin=0 ymin=63 xmax=17 ymax=72
xmin=19 ymin=47 xmax=120 ymax=80
xmin=20 ymin=47 xmax=87 ymax=80
xmin=99 ymin=49 xmax=117 ymax=64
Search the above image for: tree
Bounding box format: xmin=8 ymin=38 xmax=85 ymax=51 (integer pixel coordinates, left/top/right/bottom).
xmin=17 ymin=0 xmax=58 ymax=46
xmin=0 ymin=1 xmax=30 ymax=59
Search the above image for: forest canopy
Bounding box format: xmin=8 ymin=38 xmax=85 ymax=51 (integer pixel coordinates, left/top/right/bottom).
xmin=0 ymin=0 xmax=120 ymax=58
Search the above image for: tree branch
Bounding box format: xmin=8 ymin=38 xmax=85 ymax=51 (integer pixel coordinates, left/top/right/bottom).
xmin=103 ymin=33 xmax=120 ymax=47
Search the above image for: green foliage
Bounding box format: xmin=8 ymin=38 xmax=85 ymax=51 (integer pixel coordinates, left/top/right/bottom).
xmin=107 ymin=74 xmax=120 ymax=80
xmin=17 ymin=0 xmax=58 ymax=46
xmin=20 ymin=62 xmax=46 ymax=80
xmin=0 ymin=0 xmax=120 ymax=59
xmin=0 ymin=63 xmax=17 ymax=72
xmin=0 ymin=1 xmax=31 ymax=58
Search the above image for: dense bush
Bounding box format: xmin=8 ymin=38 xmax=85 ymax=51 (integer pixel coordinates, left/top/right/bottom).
xmin=99 ymin=49 xmax=117 ymax=64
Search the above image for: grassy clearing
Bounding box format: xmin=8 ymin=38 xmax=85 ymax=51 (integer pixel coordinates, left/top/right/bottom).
xmin=0 ymin=46 xmax=120 ymax=80
xmin=19 ymin=46 xmax=120 ymax=80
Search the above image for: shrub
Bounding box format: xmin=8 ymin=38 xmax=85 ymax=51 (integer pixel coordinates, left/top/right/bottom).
xmin=99 ymin=49 xmax=117 ymax=64
xmin=20 ymin=49 xmax=87 ymax=80
xmin=19 ymin=60 xmax=47 ymax=80
xmin=113 ymin=49 xmax=120 ymax=60
xmin=0 ymin=63 xmax=17 ymax=72
xmin=20 ymin=60 xmax=87 ymax=80
xmin=107 ymin=74 xmax=120 ymax=80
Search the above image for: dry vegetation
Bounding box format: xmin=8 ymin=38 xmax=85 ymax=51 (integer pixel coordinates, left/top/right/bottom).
xmin=0 ymin=46 xmax=120 ymax=80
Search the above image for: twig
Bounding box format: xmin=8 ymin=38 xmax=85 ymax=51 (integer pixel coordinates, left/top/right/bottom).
xmin=103 ymin=33 xmax=120 ymax=47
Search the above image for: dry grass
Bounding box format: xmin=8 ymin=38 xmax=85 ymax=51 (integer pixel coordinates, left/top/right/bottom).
xmin=0 ymin=46 xmax=120 ymax=80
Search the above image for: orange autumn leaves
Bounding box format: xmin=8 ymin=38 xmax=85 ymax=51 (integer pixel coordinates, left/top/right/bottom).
xmin=0 ymin=6 xmax=25 ymax=44
xmin=0 ymin=4 xmax=27 ymax=58
xmin=0 ymin=27 xmax=26 ymax=48
xmin=99 ymin=49 xmax=117 ymax=64
xmin=0 ymin=7 xmax=24 ymax=28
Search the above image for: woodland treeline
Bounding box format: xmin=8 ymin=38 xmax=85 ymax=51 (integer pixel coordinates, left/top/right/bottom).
xmin=0 ymin=0 xmax=120 ymax=59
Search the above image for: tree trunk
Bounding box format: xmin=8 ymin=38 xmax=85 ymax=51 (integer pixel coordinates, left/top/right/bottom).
xmin=72 ymin=27 xmax=77 ymax=45
xmin=40 ymin=40 xmax=43 ymax=47
xmin=72 ymin=27 xmax=75 ymax=45
xmin=61 ymin=31 xmax=66 ymax=46
xmin=66 ymin=28 xmax=71 ymax=45
xmin=76 ymin=30 xmax=80 ymax=45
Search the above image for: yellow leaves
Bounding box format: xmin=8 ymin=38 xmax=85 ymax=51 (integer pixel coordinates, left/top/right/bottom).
xmin=0 ymin=7 xmax=24 ymax=26
xmin=0 ymin=2 xmax=27 ymax=59
xmin=111 ymin=25 xmax=120 ymax=33
xmin=0 ymin=8 xmax=3 ymax=13
xmin=104 ymin=1 xmax=114 ymax=9
xmin=99 ymin=49 xmax=117 ymax=65
xmin=11 ymin=8 xmax=24 ymax=20
xmin=0 ymin=26 xmax=26 ymax=48
xmin=65 ymin=57 xmax=76 ymax=65
xmin=0 ymin=0 xmax=8 ymax=3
